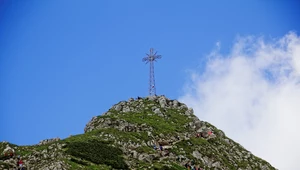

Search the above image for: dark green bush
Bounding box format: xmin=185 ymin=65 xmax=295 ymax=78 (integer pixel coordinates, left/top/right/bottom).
xmin=0 ymin=154 xmax=12 ymax=161
xmin=0 ymin=162 xmax=10 ymax=169
xmin=70 ymin=158 xmax=89 ymax=166
xmin=66 ymin=139 xmax=128 ymax=169
xmin=154 ymin=165 xmax=175 ymax=170
xmin=160 ymin=166 xmax=174 ymax=170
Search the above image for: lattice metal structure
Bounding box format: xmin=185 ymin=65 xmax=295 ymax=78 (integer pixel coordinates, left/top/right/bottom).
xmin=142 ymin=48 xmax=162 ymax=96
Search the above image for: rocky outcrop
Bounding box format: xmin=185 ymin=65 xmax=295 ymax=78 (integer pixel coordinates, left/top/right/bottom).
xmin=0 ymin=141 xmax=68 ymax=170
xmin=2 ymin=143 xmax=15 ymax=155
xmin=26 ymin=142 xmax=68 ymax=170
xmin=38 ymin=137 xmax=61 ymax=145
xmin=85 ymin=96 xmax=193 ymax=133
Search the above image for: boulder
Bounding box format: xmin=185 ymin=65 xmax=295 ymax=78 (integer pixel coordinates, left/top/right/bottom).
xmin=185 ymin=108 xmax=194 ymax=116
xmin=115 ymin=104 xmax=122 ymax=111
xmin=173 ymin=100 xmax=179 ymax=107
xmin=192 ymin=150 xmax=202 ymax=160
xmin=158 ymin=96 xmax=167 ymax=108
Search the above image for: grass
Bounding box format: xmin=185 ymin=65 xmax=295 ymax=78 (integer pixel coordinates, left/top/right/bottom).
xmin=115 ymin=109 xmax=192 ymax=136
xmin=136 ymin=145 xmax=155 ymax=153
xmin=150 ymin=162 xmax=187 ymax=170
xmin=66 ymin=158 xmax=112 ymax=170
xmin=190 ymin=137 xmax=209 ymax=145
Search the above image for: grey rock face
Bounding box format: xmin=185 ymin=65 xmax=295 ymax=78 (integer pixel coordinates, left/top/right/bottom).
xmin=185 ymin=108 xmax=194 ymax=116
xmin=212 ymin=161 xmax=221 ymax=168
xmin=173 ymin=100 xmax=179 ymax=107
xmin=122 ymin=106 xmax=131 ymax=112
xmin=224 ymin=138 xmax=230 ymax=144
xmin=147 ymin=95 xmax=157 ymax=101
xmin=38 ymin=137 xmax=60 ymax=145
xmin=158 ymin=96 xmax=167 ymax=108
xmin=128 ymin=98 xmax=134 ymax=102
xmin=192 ymin=150 xmax=202 ymax=160
xmin=154 ymin=108 xmax=164 ymax=117
xmin=179 ymin=103 xmax=188 ymax=110
xmin=2 ymin=144 xmax=15 ymax=154
xmin=115 ymin=104 xmax=122 ymax=111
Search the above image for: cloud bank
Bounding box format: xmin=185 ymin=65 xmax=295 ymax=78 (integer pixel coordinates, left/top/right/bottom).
xmin=179 ymin=32 xmax=300 ymax=170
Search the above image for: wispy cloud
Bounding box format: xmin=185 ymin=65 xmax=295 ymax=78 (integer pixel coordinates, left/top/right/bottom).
xmin=179 ymin=32 xmax=300 ymax=170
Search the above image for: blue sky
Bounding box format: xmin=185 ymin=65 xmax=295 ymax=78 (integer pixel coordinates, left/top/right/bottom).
xmin=0 ymin=0 xmax=299 ymax=148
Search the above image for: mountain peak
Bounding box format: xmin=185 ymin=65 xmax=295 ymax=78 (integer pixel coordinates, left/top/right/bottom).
xmin=0 ymin=96 xmax=276 ymax=170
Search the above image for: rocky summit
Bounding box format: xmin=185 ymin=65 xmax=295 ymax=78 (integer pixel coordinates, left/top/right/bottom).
xmin=0 ymin=96 xmax=276 ymax=170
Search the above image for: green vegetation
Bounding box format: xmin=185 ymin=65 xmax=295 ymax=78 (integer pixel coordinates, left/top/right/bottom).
xmin=0 ymin=154 xmax=11 ymax=161
xmin=151 ymin=163 xmax=186 ymax=170
xmin=170 ymin=163 xmax=187 ymax=170
xmin=136 ymin=145 xmax=155 ymax=153
xmin=66 ymin=158 xmax=111 ymax=170
xmin=0 ymin=162 xmax=10 ymax=169
xmin=15 ymin=149 xmax=33 ymax=157
xmin=66 ymin=139 xmax=128 ymax=169
xmin=190 ymin=137 xmax=209 ymax=145
xmin=114 ymin=109 xmax=191 ymax=136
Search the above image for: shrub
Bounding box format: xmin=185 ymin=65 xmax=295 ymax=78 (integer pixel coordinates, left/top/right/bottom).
xmin=70 ymin=157 xmax=89 ymax=166
xmin=66 ymin=139 xmax=128 ymax=169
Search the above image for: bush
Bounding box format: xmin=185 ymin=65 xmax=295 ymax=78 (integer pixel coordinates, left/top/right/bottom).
xmin=70 ymin=158 xmax=89 ymax=166
xmin=66 ymin=139 xmax=128 ymax=169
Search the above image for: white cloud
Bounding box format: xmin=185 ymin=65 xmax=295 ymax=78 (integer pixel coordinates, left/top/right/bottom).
xmin=179 ymin=32 xmax=300 ymax=170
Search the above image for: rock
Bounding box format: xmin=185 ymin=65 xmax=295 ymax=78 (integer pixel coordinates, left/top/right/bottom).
xmin=192 ymin=150 xmax=202 ymax=160
xmin=38 ymin=138 xmax=60 ymax=145
xmin=151 ymin=106 xmax=157 ymax=110
xmin=2 ymin=145 xmax=14 ymax=154
xmin=217 ymin=130 xmax=225 ymax=137
xmin=185 ymin=108 xmax=194 ymax=116
xmin=163 ymin=145 xmax=173 ymax=149
xmin=212 ymin=161 xmax=221 ymax=168
xmin=159 ymin=133 xmax=165 ymax=138
xmin=132 ymin=151 xmax=138 ymax=159
xmin=194 ymin=122 xmax=201 ymax=129
xmin=48 ymin=145 xmax=53 ymax=150
xmin=122 ymin=106 xmax=131 ymax=112
xmin=158 ymin=140 xmax=169 ymax=146
xmin=158 ymin=96 xmax=167 ymax=108
xmin=128 ymin=98 xmax=134 ymax=102
xmin=41 ymin=149 xmax=47 ymax=154
xmin=153 ymin=108 xmax=163 ymax=117
xmin=138 ymin=153 xmax=156 ymax=163
xmin=173 ymin=100 xmax=179 ymax=107
xmin=147 ymin=95 xmax=157 ymax=101
xmin=115 ymin=104 xmax=122 ymax=111
xmin=203 ymin=156 xmax=213 ymax=167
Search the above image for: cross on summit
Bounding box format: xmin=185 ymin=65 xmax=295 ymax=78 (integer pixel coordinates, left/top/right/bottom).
xmin=142 ymin=48 xmax=162 ymax=96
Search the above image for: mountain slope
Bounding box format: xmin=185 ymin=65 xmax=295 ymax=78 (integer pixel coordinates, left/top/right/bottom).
xmin=0 ymin=96 xmax=276 ymax=170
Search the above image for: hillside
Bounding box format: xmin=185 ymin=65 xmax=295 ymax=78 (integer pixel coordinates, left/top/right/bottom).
xmin=0 ymin=96 xmax=276 ymax=170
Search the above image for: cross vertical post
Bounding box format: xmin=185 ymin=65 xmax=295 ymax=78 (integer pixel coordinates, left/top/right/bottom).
xmin=142 ymin=48 xmax=162 ymax=96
